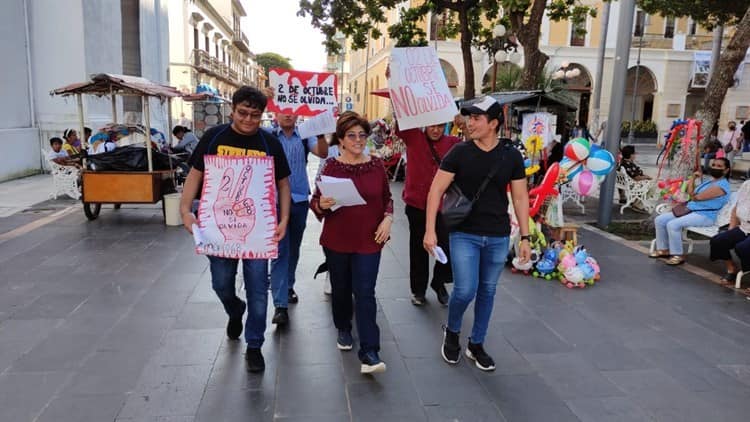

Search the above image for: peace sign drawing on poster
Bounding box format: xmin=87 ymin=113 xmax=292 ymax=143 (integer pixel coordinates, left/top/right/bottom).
xmin=195 ymin=155 xmax=278 ymax=259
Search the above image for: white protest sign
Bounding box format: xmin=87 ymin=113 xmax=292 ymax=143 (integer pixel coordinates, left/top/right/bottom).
xmin=267 ymin=68 xmax=338 ymax=116
xmin=196 ymin=155 xmax=278 ymax=259
xmin=297 ymin=109 xmax=336 ymax=139
xmin=388 ymin=47 xmax=458 ymax=130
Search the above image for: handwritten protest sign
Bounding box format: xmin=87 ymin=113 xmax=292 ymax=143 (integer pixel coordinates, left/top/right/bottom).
xmin=388 ymin=47 xmax=458 ymax=130
xmin=195 ymin=155 xmax=278 ymax=259
xmin=297 ymin=109 xmax=336 ymax=139
xmin=267 ymin=69 xmax=338 ymax=116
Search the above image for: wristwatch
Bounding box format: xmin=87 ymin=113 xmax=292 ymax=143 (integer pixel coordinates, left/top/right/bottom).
xmin=520 ymin=235 xmax=531 ymax=242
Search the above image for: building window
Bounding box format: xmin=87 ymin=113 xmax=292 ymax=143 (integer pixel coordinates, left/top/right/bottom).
xmin=204 ymin=34 xmax=209 ymax=52
xmin=430 ymin=12 xmax=448 ymax=41
xmin=222 ymin=49 xmax=226 ymax=64
xmin=193 ymin=27 xmax=199 ymax=50
xmin=570 ymin=19 xmax=586 ymax=47
xmin=634 ymin=11 xmax=646 ymax=37
xmin=215 ymin=42 xmax=219 ymax=58
xmin=664 ymin=16 xmax=675 ymax=39
xmin=688 ymin=19 xmax=697 ymax=36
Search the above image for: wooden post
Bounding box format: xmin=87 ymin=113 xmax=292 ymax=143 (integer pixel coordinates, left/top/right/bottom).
xmin=110 ymin=91 xmax=117 ymax=123
xmin=143 ymin=96 xmax=154 ymax=172
xmin=76 ymin=93 xmax=86 ymax=149
xmin=167 ymin=98 xmax=174 ymax=148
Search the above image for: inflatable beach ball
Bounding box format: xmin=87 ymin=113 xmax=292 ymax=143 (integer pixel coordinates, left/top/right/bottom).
xmin=587 ymin=149 xmax=615 ymax=176
xmin=564 ymin=137 xmax=591 ymax=162
xmin=571 ymin=169 xmax=596 ymax=196
xmin=560 ymin=158 xmax=583 ymax=181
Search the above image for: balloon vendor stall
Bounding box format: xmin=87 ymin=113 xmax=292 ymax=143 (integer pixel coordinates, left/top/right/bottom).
xmin=509 ymin=136 xmax=616 ymax=289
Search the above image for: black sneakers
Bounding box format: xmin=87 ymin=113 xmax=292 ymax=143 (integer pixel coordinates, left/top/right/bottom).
xmin=272 ymin=307 xmax=289 ymax=326
xmin=226 ymin=300 xmax=246 ymax=340
xmin=466 ymin=341 xmax=496 ymax=371
xmin=288 ymin=289 xmax=299 ymax=304
xmin=441 ymin=326 xmax=461 ymax=364
xmin=336 ymin=330 xmax=353 ymax=351
xmin=431 ymin=282 xmax=449 ymax=305
xmin=360 ymin=351 xmax=387 ymax=374
xmin=246 ymin=347 xmax=265 ymax=372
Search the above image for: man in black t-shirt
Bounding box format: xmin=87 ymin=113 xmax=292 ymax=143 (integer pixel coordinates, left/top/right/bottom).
xmin=180 ymin=86 xmax=291 ymax=373
xmin=423 ymin=96 xmax=531 ymax=372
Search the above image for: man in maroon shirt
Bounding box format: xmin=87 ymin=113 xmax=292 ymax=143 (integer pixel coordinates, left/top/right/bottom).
xmin=396 ymin=122 xmax=460 ymax=305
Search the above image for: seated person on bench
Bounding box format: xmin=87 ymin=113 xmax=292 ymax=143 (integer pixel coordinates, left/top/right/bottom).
xmin=710 ymin=180 xmax=750 ymax=284
xmin=651 ymin=158 xmax=731 ymax=266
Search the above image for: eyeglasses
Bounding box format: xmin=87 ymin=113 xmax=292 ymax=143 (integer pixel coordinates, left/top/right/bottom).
xmin=234 ymin=109 xmax=263 ymax=121
xmin=345 ymin=132 xmax=368 ymax=141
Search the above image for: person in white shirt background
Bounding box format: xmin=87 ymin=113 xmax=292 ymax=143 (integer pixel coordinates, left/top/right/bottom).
xmin=720 ymin=120 xmax=741 ymax=164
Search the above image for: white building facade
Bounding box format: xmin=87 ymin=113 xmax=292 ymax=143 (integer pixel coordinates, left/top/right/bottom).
xmin=1 ymin=0 xmax=169 ymax=181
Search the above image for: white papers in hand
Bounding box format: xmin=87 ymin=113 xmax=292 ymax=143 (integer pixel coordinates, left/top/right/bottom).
xmin=316 ymin=176 xmax=367 ymax=211
xmin=192 ymin=224 xmax=206 ymax=246
xmin=433 ymin=246 xmax=448 ymax=264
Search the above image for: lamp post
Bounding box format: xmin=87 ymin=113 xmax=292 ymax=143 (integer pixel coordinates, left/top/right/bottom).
xmin=551 ymin=61 xmax=582 ymax=83
xmin=489 ymin=24 xmax=521 ymax=92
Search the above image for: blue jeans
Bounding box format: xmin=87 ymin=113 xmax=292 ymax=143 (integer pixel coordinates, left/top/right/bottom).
xmin=207 ymin=256 xmax=269 ymax=348
xmin=447 ymin=232 xmax=509 ymax=344
xmin=324 ymin=248 xmax=381 ymax=360
xmin=271 ymin=201 xmax=309 ymax=308
xmin=655 ymin=211 xmax=714 ymax=255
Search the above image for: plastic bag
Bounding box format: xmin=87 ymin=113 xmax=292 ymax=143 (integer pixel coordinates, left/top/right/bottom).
xmin=86 ymin=146 xmax=175 ymax=171
xmin=545 ymin=194 xmax=565 ymax=227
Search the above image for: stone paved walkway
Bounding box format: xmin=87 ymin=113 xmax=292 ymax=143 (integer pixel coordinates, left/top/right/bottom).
xmin=0 ymin=178 xmax=749 ymax=422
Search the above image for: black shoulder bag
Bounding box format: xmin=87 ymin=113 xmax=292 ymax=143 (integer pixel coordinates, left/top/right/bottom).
xmin=441 ymin=146 xmax=504 ymax=230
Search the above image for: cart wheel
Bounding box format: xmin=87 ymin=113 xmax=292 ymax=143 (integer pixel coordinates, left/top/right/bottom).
xmin=113 ymin=203 xmax=121 ymax=210
xmin=84 ymin=203 xmax=101 ymax=220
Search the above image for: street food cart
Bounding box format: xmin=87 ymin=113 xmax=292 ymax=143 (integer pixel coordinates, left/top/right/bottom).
xmin=51 ymin=73 xmax=182 ymax=221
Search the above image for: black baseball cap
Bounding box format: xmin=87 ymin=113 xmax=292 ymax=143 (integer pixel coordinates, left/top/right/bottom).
xmin=460 ymin=96 xmax=502 ymax=122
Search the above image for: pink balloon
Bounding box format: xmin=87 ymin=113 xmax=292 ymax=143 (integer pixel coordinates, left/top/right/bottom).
xmin=571 ymin=170 xmax=595 ymax=196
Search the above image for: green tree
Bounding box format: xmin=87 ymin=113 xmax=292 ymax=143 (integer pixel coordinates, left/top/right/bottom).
xmin=638 ymin=1 xmax=750 ymax=142
xmin=499 ymin=1 xmax=597 ymax=90
xmin=298 ymin=0 xmax=595 ymax=99
xmin=256 ymin=52 xmax=293 ymax=75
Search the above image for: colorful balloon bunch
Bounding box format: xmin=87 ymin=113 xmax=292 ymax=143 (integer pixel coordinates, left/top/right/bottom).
xmin=557 ymin=245 xmax=600 ymax=289
xmin=559 ymin=138 xmax=616 ymax=196
xmin=657 ymin=178 xmax=690 ymax=203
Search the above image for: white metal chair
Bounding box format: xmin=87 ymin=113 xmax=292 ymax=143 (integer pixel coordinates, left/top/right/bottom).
xmin=560 ymin=184 xmax=585 ymax=214
xmin=43 ymin=149 xmax=81 ymax=200
xmin=615 ymin=168 xmax=656 ymax=214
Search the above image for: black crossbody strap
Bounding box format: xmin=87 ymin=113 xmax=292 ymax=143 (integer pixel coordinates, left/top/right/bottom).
xmin=425 ymin=136 xmax=442 ymax=165
xmin=472 ymin=146 xmax=505 ymax=202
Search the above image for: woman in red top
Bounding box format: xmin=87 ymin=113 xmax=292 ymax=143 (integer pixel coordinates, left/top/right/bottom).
xmin=311 ymin=113 xmax=393 ymax=374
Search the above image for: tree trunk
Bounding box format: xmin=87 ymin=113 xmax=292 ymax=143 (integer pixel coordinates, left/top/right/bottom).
xmin=697 ymin=7 xmax=750 ymax=143
xmin=520 ymin=48 xmax=549 ymax=90
xmin=514 ymin=0 xmax=549 ymax=90
xmin=457 ymin=6 xmax=476 ymax=99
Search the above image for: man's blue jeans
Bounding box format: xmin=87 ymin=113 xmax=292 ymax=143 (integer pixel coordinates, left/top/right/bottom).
xmin=447 ymin=232 xmax=509 ymax=344
xmin=324 ymin=248 xmax=381 ymax=360
xmin=207 ymin=256 xmax=269 ymax=348
xmin=271 ymin=201 xmax=309 ymax=308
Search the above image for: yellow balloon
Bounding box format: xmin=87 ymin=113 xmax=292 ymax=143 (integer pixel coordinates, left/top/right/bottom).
xmin=525 ymin=135 xmax=543 ymax=156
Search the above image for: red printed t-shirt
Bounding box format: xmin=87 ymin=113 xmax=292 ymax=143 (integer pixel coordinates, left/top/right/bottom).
xmin=311 ymin=157 xmax=394 ymax=254
xmin=397 ymin=128 xmax=460 ymax=210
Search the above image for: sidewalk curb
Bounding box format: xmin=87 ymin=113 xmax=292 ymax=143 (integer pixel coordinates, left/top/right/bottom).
xmin=580 ymin=224 xmax=748 ymax=296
